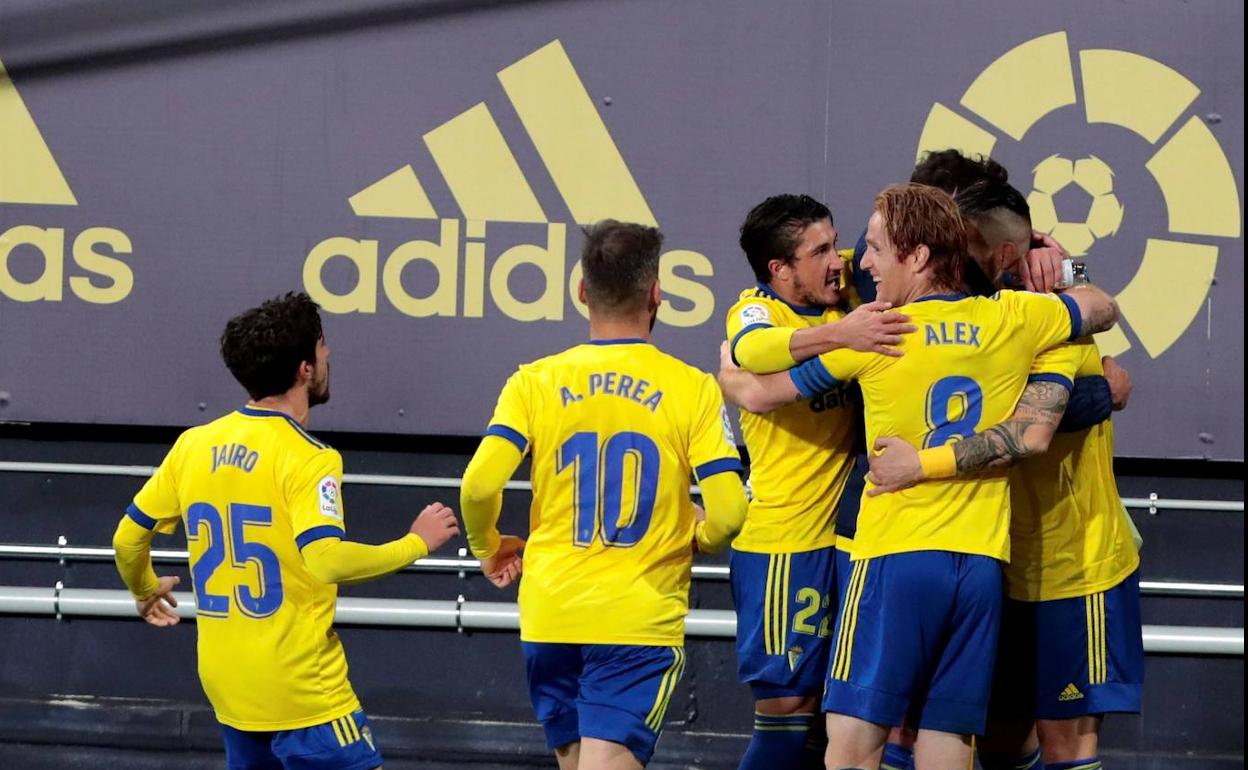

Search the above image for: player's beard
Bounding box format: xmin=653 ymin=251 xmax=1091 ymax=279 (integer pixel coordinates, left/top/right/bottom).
xmin=792 ymin=272 xmax=837 ymax=309
xmin=309 ymin=365 xmax=330 ymax=407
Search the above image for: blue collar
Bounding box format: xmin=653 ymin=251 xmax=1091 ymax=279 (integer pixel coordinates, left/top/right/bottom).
xmin=587 ymin=338 xmax=648 ymax=346
xmin=911 ymin=293 xmax=969 ymax=303
xmin=755 ymin=283 xmax=825 ymax=317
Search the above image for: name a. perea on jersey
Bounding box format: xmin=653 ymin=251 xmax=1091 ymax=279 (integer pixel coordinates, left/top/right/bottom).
xmin=924 ymin=322 xmax=982 ymax=348
xmin=211 ymin=443 xmax=260 ymax=473
xmin=558 ymin=372 xmax=665 ymax=412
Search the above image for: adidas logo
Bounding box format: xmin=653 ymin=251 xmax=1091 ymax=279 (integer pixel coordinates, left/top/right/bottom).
xmin=302 ymin=41 xmax=714 ymax=327
xmin=1 ymin=54 xmax=134 ymax=304
xmin=1058 ymin=683 xmax=1084 ymax=701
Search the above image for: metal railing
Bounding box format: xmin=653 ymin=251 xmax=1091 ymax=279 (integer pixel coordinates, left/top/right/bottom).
xmin=0 ymin=585 xmax=1238 ymax=655
xmin=0 ymin=460 xmax=1243 ymax=513
xmin=0 ymin=543 xmax=1242 ymax=600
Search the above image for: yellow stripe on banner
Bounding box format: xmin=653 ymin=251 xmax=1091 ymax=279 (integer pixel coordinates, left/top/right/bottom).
xmin=654 ymin=648 xmax=687 ymax=730
xmin=423 ymin=102 xmax=547 ymax=223
xmin=840 ymin=559 xmax=868 ymax=681
xmin=763 ymin=555 xmax=776 ymax=655
xmin=330 ymin=718 xmax=347 ymax=747
xmin=498 ymin=40 xmax=657 ymax=226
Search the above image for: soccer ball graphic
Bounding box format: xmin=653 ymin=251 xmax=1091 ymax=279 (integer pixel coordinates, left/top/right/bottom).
xmin=1026 ymin=154 xmax=1124 ymax=257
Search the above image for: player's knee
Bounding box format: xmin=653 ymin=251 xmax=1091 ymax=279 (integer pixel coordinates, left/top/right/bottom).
xmin=1037 ymin=715 xmax=1101 ymax=762
xmin=754 ymin=694 xmax=818 ymax=716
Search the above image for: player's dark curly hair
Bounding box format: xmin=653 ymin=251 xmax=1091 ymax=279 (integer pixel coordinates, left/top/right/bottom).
xmin=739 ymin=194 xmax=834 ymax=283
xmin=911 ymin=149 xmax=1008 ymax=195
xmin=220 ymin=292 xmax=323 ymax=400
xmin=581 ymin=220 xmax=663 ymax=315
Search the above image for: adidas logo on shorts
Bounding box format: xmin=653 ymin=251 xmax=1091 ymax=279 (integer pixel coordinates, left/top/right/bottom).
xmin=1058 ymin=682 xmax=1085 ymax=701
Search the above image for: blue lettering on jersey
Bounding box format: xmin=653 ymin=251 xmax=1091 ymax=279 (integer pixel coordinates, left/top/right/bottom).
xmin=924 ymin=322 xmax=982 ymax=347
xmin=211 ymin=444 xmax=260 ymax=473
xmin=581 ymin=372 xmax=664 ymax=412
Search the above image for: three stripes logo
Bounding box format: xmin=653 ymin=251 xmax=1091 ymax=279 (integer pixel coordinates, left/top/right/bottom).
xmin=1059 ymin=682 xmax=1085 ymax=702
xmin=0 ymin=54 xmax=135 ymax=304
xmin=303 ymin=40 xmax=715 ymax=327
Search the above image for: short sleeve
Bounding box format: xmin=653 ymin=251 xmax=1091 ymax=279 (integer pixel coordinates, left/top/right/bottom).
xmin=286 ymin=449 xmax=346 ymax=550
xmin=128 ymin=434 xmax=187 ymax=531
xmin=484 ymin=368 xmax=534 ymax=455
xmin=689 ymin=374 xmax=744 ymax=483
xmin=1005 ymin=290 xmax=1080 ymax=352
xmin=1028 ymin=343 xmax=1084 ymax=393
xmin=726 ymin=296 xmax=785 ymax=367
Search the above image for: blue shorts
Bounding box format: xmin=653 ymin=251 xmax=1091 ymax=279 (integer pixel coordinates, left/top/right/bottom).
xmin=221 ymin=710 xmax=381 ymax=770
xmin=730 ymin=546 xmax=837 ymax=699
xmin=992 ymin=570 xmax=1144 ymax=720
xmin=522 ymin=642 xmax=686 ymax=766
xmin=823 ymin=551 xmax=1003 ymax=736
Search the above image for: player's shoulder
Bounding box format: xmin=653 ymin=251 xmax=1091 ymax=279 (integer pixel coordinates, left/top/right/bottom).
xmin=728 ymin=285 xmax=787 ymax=315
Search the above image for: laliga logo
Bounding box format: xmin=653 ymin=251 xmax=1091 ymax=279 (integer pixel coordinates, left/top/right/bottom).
xmin=0 ymin=56 xmax=134 ymax=304
xmin=915 ymin=31 xmax=1241 ymax=358
xmin=304 ymin=41 xmax=714 ymax=328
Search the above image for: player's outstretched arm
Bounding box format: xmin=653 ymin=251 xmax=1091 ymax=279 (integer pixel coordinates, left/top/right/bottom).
xmin=461 ymin=435 xmax=527 ymax=588
xmin=300 ymin=503 xmax=459 ymax=586
xmin=866 ymin=380 xmax=1071 ymax=494
xmin=1060 ymin=283 xmax=1119 ymax=337
xmin=734 ymin=302 xmax=915 ymax=374
xmin=113 ymin=515 xmax=180 ymax=627
xmin=718 ymin=341 xmax=802 ymax=414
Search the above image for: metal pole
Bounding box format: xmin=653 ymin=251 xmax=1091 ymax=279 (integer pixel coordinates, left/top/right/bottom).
xmin=0 ymin=587 xmax=1241 ymax=655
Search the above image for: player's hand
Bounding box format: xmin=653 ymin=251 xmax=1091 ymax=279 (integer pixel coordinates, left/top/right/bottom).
xmin=866 ymin=436 xmax=923 ymax=496
xmin=480 ymin=535 xmax=525 ymax=588
xmin=1023 ymin=231 xmax=1070 ymax=292
xmin=1102 ymin=356 xmax=1132 ymax=411
xmin=410 ymin=502 xmax=460 ymax=552
xmin=136 ymin=575 xmax=181 ymax=627
xmin=833 ymin=301 xmax=917 ymax=357
xmin=689 ymin=502 xmax=707 ymax=554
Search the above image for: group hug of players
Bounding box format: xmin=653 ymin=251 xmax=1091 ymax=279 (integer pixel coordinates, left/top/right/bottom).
xmin=112 ymin=149 xmax=1143 ymax=770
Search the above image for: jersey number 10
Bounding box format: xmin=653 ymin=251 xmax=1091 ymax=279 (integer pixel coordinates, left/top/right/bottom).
xmin=187 ymin=502 xmax=284 ymax=619
xmin=558 ymin=431 xmax=660 ymax=548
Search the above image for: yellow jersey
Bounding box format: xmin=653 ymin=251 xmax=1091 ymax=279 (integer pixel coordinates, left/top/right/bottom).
xmin=725 ymin=285 xmax=858 ymax=553
xmin=1007 ymin=340 xmax=1141 ymax=601
xmin=485 ymin=339 xmax=743 ymax=646
xmin=798 ymin=290 xmax=1080 ymax=562
xmin=129 ymin=407 xmax=358 ymax=730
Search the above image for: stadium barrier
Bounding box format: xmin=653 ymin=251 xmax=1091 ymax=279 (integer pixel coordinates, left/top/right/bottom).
xmin=0 ymin=585 xmax=1240 ymax=656
xmin=0 ymin=460 xmax=1244 ymax=513
xmin=0 ymin=543 xmax=1241 ymax=599
xmin=1 ymin=460 xmax=1242 ymax=655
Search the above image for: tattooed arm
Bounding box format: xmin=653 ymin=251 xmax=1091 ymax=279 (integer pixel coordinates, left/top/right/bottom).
xmin=865 ymin=380 xmax=1070 ymax=495
xmin=950 ymin=380 xmax=1070 ymax=473
xmin=1060 ymin=283 xmax=1119 ymax=336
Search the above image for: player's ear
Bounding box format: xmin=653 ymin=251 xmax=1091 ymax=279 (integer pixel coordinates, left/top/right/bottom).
xmin=767 ymin=258 xmax=787 ymax=282
xmin=911 ymin=244 xmax=931 ymax=273
xmin=577 ymin=279 xmax=588 ymax=305
xmin=649 ymin=279 xmax=661 ymax=310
